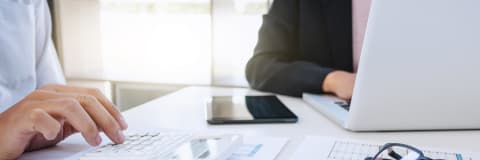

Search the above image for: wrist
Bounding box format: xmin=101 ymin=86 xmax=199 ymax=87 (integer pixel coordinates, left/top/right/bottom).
xmin=323 ymin=71 xmax=339 ymax=93
xmin=0 ymin=114 xmax=9 ymax=159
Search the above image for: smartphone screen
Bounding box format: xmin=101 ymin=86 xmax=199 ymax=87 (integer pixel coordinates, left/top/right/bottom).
xmin=207 ymin=96 xmax=298 ymax=124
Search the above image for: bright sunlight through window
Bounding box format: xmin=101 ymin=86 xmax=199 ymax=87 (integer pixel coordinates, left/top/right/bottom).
xmin=61 ymin=0 xmax=270 ymax=86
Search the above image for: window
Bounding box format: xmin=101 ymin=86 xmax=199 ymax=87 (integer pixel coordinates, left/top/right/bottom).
xmin=55 ymin=0 xmax=270 ymax=87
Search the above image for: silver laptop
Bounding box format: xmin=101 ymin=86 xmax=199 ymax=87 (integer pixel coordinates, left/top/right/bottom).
xmin=304 ymin=0 xmax=480 ymax=131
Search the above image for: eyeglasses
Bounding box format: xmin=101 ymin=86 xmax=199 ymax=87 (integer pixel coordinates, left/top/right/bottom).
xmin=365 ymin=143 xmax=445 ymax=160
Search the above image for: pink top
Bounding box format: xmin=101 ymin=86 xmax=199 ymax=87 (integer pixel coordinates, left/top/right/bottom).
xmin=352 ymin=0 xmax=372 ymax=72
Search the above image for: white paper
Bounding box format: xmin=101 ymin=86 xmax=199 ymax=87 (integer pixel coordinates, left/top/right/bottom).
xmin=291 ymin=136 xmax=478 ymax=160
xmin=227 ymin=136 xmax=288 ymax=160
xmin=19 ymin=134 xmax=92 ymax=160
xmin=19 ymin=133 xmax=288 ymax=160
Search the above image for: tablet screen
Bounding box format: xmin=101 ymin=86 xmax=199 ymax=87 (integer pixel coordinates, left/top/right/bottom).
xmin=208 ymin=96 xmax=297 ymax=123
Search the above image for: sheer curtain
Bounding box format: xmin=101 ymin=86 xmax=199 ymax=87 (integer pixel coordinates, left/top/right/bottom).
xmin=54 ymin=0 xmax=270 ymax=87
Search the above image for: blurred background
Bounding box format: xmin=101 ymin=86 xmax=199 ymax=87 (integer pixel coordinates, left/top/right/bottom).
xmin=47 ymin=0 xmax=272 ymax=111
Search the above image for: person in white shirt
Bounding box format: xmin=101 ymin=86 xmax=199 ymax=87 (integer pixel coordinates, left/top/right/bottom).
xmin=0 ymin=1 xmax=127 ymax=159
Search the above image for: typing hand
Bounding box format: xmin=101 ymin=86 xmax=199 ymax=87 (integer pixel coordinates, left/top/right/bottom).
xmin=322 ymin=71 xmax=356 ymax=100
xmin=0 ymin=84 xmax=128 ymax=159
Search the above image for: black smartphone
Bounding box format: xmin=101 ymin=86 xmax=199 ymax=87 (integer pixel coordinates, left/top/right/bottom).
xmin=206 ymin=95 xmax=298 ymax=124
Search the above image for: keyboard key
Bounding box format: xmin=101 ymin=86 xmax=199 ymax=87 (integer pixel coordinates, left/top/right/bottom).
xmin=80 ymin=132 xmax=192 ymax=160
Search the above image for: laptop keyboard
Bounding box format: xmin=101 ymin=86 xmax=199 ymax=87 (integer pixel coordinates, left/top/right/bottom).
xmin=334 ymin=100 xmax=351 ymax=111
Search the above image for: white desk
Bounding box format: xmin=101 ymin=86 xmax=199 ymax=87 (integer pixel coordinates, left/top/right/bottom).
xmin=20 ymin=86 xmax=480 ymax=159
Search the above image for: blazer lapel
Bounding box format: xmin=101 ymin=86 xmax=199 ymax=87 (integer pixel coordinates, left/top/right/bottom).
xmin=322 ymin=0 xmax=354 ymax=71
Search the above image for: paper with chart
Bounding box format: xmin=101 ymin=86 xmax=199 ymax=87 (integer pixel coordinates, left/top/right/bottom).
xmin=227 ymin=136 xmax=288 ymax=160
xmin=291 ymin=136 xmax=477 ymax=160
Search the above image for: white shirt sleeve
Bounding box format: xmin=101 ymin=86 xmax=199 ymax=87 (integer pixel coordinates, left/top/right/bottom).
xmin=34 ymin=0 xmax=66 ymax=87
xmin=0 ymin=0 xmax=65 ymax=111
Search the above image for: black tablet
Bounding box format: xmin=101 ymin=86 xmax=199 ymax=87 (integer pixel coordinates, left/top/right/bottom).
xmin=206 ymin=96 xmax=298 ymax=124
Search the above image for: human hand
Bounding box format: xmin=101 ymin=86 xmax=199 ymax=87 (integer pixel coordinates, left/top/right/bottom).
xmin=322 ymin=71 xmax=356 ymax=100
xmin=0 ymin=84 xmax=128 ymax=159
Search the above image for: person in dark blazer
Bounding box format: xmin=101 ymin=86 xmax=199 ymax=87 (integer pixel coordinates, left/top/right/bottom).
xmin=246 ymin=0 xmax=371 ymax=100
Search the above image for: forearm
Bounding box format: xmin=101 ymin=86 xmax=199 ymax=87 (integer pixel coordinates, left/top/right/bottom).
xmin=246 ymin=56 xmax=334 ymax=97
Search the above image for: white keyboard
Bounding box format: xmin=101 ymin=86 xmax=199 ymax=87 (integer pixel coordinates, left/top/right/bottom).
xmin=80 ymin=132 xmax=193 ymax=160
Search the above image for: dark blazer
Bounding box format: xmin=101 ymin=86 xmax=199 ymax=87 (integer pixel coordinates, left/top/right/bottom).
xmin=246 ymin=0 xmax=354 ymax=97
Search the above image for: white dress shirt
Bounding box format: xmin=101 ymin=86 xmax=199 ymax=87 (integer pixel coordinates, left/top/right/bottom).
xmin=0 ymin=0 xmax=65 ymax=112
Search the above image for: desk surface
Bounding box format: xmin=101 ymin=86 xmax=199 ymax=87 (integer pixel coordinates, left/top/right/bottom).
xmin=20 ymin=86 xmax=480 ymax=159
